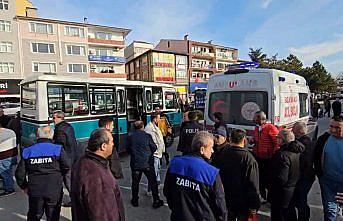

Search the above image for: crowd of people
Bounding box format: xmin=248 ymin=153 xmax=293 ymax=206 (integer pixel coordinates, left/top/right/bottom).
xmin=0 ymin=106 xmax=343 ymax=221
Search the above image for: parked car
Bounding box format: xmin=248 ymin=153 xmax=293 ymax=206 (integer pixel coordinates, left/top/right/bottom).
xmin=0 ymin=103 xmax=20 ymax=116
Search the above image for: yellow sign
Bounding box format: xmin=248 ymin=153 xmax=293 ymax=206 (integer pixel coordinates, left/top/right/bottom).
xmin=152 ymin=52 xmax=175 ymax=82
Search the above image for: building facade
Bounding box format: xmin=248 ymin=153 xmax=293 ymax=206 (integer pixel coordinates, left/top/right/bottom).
xmin=126 ymin=49 xmax=188 ymax=101
xmin=124 ymin=41 xmax=154 ymax=62
xmin=17 ymin=16 xmax=130 ymax=80
xmin=155 ymin=36 xmax=238 ymax=94
xmin=0 ymin=0 xmax=21 ymax=102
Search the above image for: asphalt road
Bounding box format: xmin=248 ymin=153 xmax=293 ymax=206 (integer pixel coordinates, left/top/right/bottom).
xmin=0 ymin=117 xmax=330 ymax=221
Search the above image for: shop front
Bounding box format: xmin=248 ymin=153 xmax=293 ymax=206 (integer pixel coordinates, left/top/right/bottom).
xmin=0 ymin=79 xmax=21 ymax=103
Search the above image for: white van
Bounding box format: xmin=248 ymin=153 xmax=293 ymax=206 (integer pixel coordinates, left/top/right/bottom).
xmin=204 ymin=68 xmax=318 ymax=140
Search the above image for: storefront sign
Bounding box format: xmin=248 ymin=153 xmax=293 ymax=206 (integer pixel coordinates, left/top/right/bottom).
xmin=0 ymin=79 xmax=21 ymax=95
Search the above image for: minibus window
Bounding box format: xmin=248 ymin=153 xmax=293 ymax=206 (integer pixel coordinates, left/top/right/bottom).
xmin=209 ymin=91 xmax=268 ymax=126
xmin=48 ymin=85 xmax=89 ymax=116
xmin=89 ymin=88 xmax=116 ymax=114
xmin=21 ymin=83 xmax=37 ymax=110
xmin=117 ymin=89 xmax=125 ymax=114
xmin=299 ymin=93 xmax=309 ymax=118
xmin=165 ymin=92 xmax=176 ymax=109
xmin=146 ymin=90 xmax=153 ymax=112
xmin=152 ymin=87 xmax=163 ymax=109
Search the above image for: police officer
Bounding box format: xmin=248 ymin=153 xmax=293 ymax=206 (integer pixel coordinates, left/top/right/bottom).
xmin=177 ymin=110 xmax=203 ymax=154
xmin=164 ymin=131 xmax=227 ymax=221
xmin=15 ymin=126 xmax=70 ymax=221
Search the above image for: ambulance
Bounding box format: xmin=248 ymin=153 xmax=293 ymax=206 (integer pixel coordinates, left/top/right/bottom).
xmin=204 ymin=66 xmax=318 ymax=141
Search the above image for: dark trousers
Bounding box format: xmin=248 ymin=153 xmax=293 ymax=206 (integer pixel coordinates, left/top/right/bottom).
xmin=271 ymin=205 xmax=297 ymax=221
xmin=27 ymin=192 xmax=63 ymax=221
xmin=63 ymin=170 xmax=71 ymax=194
xmin=295 ymin=178 xmax=314 ymax=221
xmin=324 ymin=108 xmax=331 ymax=117
xmin=131 ymin=167 xmax=159 ymax=201
xmin=256 ymin=157 xmax=271 ymax=200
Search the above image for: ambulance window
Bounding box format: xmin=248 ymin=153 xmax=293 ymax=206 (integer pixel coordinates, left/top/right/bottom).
xmin=209 ymin=91 xmax=268 ymax=126
xmin=299 ymin=93 xmax=309 ymax=118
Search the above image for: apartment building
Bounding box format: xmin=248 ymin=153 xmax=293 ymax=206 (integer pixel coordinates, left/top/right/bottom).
xmin=155 ymin=36 xmax=238 ymax=94
xmin=126 ymin=49 xmax=188 ymax=101
xmin=16 ymin=16 xmax=130 ymax=79
xmin=0 ymin=0 xmax=21 ymax=102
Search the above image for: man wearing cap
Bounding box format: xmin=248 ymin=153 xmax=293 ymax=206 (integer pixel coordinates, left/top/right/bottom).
xmin=211 ymin=126 xmax=230 ymax=165
xmin=212 ymin=129 xmax=261 ymax=220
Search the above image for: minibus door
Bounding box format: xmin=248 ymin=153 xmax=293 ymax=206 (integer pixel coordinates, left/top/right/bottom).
xmin=114 ymin=86 xmax=128 ymax=153
xmin=144 ymin=87 xmax=153 ymax=124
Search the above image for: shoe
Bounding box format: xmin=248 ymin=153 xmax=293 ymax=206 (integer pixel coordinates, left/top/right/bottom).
xmin=131 ymin=198 xmax=139 ymax=207
xmin=152 ymin=199 xmax=164 ymax=209
xmin=0 ymin=189 xmax=15 ymax=198
xmin=62 ymin=201 xmax=72 ymax=207
xmin=146 ymin=191 xmax=152 ymax=197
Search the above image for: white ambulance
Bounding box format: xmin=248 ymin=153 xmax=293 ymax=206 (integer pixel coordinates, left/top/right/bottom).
xmin=204 ymin=68 xmax=318 ymax=140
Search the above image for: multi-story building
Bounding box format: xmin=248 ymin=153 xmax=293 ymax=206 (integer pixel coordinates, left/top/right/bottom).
xmin=0 ymin=0 xmax=21 ymax=102
xmin=126 ymin=49 xmax=188 ymax=101
xmin=16 ymin=16 xmax=130 ymax=80
xmin=155 ymin=35 xmax=238 ymax=94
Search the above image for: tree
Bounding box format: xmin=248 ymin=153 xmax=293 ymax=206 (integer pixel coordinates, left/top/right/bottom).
xmin=248 ymin=48 xmax=336 ymax=93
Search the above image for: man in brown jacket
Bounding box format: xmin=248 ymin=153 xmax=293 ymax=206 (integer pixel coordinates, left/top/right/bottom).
xmin=71 ymin=128 xmax=125 ymax=221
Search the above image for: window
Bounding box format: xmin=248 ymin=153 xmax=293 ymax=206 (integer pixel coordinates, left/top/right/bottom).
xmin=90 ymin=64 xmax=114 ymax=73
xmin=0 ymin=0 xmax=8 ymax=10
xmin=32 ymin=62 xmax=56 ymax=73
xmin=29 ymin=22 xmax=53 ymax=34
xmin=165 ymin=92 xmax=176 ymax=109
xmin=21 ymin=83 xmax=36 ymax=110
xmin=89 ymin=87 xmax=116 ymax=114
xmin=0 ymin=20 xmax=10 ymax=32
xmin=96 ymin=32 xmax=112 ymax=40
xmin=68 ymin=64 xmax=87 ymax=73
xmin=152 ymin=87 xmax=163 ymax=109
xmin=0 ymin=62 xmax=14 ymax=73
xmin=209 ymin=91 xmax=268 ymax=126
xmin=31 ymin=42 xmax=55 ymax=53
xmin=66 ymin=45 xmax=85 ymax=55
xmin=65 ymin=26 xmax=85 ymax=37
xmin=0 ymin=42 xmax=12 ymax=53
xmin=145 ymin=90 xmax=153 ymax=112
xmin=48 ymin=84 xmax=89 ymax=116
xmin=117 ymin=89 xmax=125 ymax=114
xmin=299 ymin=93 xmax=309 ymax=118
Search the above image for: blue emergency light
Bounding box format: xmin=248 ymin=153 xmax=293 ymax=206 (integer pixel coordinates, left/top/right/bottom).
xmin=224 ymin=62 xmax=259 ymax=74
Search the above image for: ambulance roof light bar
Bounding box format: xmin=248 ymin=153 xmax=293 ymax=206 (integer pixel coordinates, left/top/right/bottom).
xmin=224 ymin=62 xmax=259 ymax=74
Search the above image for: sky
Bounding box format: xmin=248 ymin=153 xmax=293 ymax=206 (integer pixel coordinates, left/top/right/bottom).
xmin=32 ymin=0 xmax=343 ymax=75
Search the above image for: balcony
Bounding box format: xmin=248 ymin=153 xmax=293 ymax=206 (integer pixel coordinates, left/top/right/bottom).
xmin=88 ymin=55 xmax=125 ymax=63
xmin=191 ymin=63 xmax=214 ymax=71
xmin=191 ymin=51 xmax=215 ymax=59
xmin=88 ymin=37 xmax=125 ymax=47
xmin=89 ymin=72 xmax=127 ymax=79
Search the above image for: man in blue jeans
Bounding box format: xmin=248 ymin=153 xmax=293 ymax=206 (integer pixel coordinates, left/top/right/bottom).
xmin=0 ymin=123 xmax=17 ymax=197
xmin=314 ymin=116 xmax=343 ymax=221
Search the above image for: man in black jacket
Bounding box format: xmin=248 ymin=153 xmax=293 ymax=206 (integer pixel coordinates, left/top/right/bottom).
xmin=98 ymin=117 xmax=123 ymax=179
xmin=314 ymin=116 xmax=343 ymax=221
xmin=52 ymin=110 xmax=77 ymax=207
xmin=332 ymin=98 xmax=342 ymax=117
xmin=292 ymin=122 xmax=315 ymax=221
xmin=270 ymin=129 xmax=304 ymax=221
xmin=177 ymin=110 xmax=203 ymax=154
xmin=212 ymin=128 xmax=260 ymax=221
xmin=211 ymin=126 xmax=230 ymax=164
xmin=164 ymin=131 xmax=227 ymax=221
xmin=15 ymin=126 xmax=70 ymax=221
xmin=127 ymin=121 xmax=164 ymax=209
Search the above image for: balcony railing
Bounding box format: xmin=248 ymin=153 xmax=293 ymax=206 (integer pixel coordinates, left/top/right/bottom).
xmin=191 ymin=63 xmax=214 ymax=69
xmin=88 ymin=37 xmax=125 ymax=47
xmin=191 ymin=51 xmax=215 ymax=57
xmin=88 ymin=55 xmax=125 ymax=63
